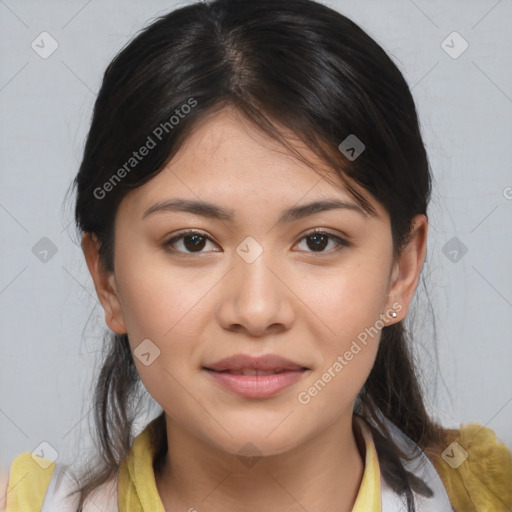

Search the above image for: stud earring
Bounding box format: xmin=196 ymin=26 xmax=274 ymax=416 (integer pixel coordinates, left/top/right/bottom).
xmin=390 ymin=311 xmax=398 ymax=318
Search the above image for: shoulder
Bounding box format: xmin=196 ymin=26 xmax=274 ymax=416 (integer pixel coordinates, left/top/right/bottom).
xmin=427 ymin=423 xmax=512 ymax=512
xmin=1 ymin=451 xmax=118 ymax=512
xmin=1 ymin=452 xmax=56 ymax=512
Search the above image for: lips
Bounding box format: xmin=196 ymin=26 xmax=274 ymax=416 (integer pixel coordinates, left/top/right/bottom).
xmin=214 ymin=368 xmax=288 ymax=376
xmin=202 ymin=354 xmax=309 ymax=398
xmin=203 ymin=353 xmax=308 ymax=373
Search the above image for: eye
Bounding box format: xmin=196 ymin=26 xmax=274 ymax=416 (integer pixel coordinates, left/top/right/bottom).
xmin=163 ymin=228 xmax=349 ymax=255
xmin=295 ymin=229 xmax=349 ymax=254
xmin=163 ymin=230 xmax=219 ymax=254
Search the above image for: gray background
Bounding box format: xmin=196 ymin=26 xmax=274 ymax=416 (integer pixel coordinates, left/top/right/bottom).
xmin=1 ymin=0 xmax=511 ymax=472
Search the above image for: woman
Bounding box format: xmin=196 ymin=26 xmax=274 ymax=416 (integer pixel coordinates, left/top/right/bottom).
xmin=2 ymin=0 xmax=511 ymax=510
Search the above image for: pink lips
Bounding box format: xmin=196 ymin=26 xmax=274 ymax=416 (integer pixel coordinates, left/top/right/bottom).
xmin=203 ymin=353 xmax=309 ymax=398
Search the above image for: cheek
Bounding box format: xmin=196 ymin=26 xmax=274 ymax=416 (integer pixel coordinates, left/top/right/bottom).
xmin=299 ymin=258 xmax=390 ymax=343
xmin=114 ymin=246 xmax=213 ymax=341
xmin=114 ymin=255 xmax=210 ymax=418
xmin=293 ymin=261 xmax=389 ymax=407
xmin=112 ymin=249 xmax=215 ymax=399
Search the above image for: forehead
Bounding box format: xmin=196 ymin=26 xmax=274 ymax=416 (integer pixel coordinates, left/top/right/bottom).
xmin=118 ymin=106 xmax=385 ymax=220
xmin=169 ymin=107 xmax=330 ymax=186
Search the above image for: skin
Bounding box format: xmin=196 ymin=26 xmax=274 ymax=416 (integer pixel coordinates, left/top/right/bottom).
xmin=82 ymin=106 xmax=428 ymax=512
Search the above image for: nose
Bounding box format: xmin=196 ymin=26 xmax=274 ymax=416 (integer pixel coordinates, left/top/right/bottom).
xmin=216 ymin=249 xmax=295 ymax=337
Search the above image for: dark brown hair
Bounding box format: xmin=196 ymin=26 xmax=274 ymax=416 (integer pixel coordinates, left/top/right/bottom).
xmin=69 ymin=0 xmax=446 ymax=510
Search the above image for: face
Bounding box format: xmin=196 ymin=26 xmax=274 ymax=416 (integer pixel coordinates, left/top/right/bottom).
xmin=83 ymin=107 xmax=426 ymax=458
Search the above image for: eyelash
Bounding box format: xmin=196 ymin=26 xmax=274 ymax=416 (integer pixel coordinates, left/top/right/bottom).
xmin=163 ymin=228 xmax=349 ymax=255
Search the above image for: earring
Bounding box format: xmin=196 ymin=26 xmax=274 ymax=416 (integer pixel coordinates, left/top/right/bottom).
xmin=390 ymin=311 xmax=398 ymax=318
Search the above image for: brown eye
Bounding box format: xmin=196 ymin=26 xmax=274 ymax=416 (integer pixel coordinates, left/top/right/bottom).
xmin=182 ymin=234 xmax=207 ymax=251
xmin=164 ymin=230 xmax=218 ymax=254
xmin=296 ymin=230 xmax=348 ymax=253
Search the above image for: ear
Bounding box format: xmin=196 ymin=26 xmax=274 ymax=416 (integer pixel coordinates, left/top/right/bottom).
xmin=81 ymin=232 xmax=127 ymax=334
xmin=386 ymin=214 xmax=428 ymax=322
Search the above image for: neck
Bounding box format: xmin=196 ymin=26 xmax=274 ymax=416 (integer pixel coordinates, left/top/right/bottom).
xmin=155 ymin=414 xmax=365 ymax=512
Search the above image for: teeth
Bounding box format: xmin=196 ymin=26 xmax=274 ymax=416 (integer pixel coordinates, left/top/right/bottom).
xmin=229 ymin=369 xmax=284 ymax=376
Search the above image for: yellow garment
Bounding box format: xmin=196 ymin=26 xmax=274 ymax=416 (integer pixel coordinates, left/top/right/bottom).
xmin=117 ymin=415 xmax=380 ymax=511
xmin=3 ymin=417 xmax=511 ymax=511
xmin=428 ymin=423 xmax=512 ymax=511
xmin=2 ymin=452 xmax=53 ymax=512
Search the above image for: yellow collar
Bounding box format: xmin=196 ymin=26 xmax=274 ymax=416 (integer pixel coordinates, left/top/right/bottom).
xmin=352 ymin=415 xmax=382 ymax=511
xmin=118 ymin=415 xmax=382 ymax=511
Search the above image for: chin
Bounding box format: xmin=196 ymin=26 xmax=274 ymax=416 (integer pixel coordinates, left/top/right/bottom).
xmin=201 ymin=424 xmax=304 ymax=459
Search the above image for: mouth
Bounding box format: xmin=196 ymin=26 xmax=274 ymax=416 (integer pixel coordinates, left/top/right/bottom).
xmin=202 ymin=367 xmax=309 ymax=398
xmin=204 ymin=368 xmax=306 ymax=375
xmin=202 ymin=353 xmax=310 ymax=398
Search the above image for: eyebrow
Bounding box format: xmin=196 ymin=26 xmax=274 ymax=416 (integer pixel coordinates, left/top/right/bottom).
xmin=142 ymin=198 xmax=370 ymax=224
